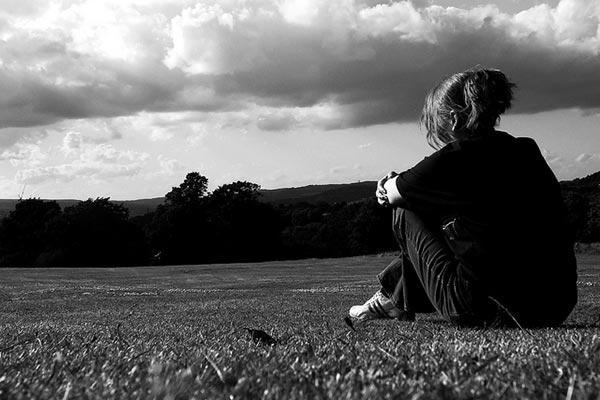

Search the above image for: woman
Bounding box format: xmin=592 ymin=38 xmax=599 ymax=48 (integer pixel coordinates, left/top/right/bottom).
xmin=349 ymin=67 xmax=577 ymax=327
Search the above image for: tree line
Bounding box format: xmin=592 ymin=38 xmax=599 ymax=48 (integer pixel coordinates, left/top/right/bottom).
xmin=0 ymin=171 xmax=597 ymax=268
xmin=0 ymin=172 xmax=394 ymax=268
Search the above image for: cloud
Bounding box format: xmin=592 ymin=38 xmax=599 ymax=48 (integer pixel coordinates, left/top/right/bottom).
xmin=157 ymin=154 xmax=185 ymax=175
xmin=575 ymin=153 xmax=594 ymax=163
xmin=540 ymin=147 xmax=563 ymax=164
xmin=0 ymin=143 xmax=47 ymax=167
xmin=0 ymin=128 xmax=48 ymax=149
xmin=15 ymin=163 xmax=145 ymax=185
xmin=164 ymin=0 xmax=600 ymax=128
xmin=114 ymin=111 xmax=213 ymax=142
xmin=15 ymin=143 xmax=149 ymax=184
xmin=256 ymin=112 xmax=299 ymax=131
xmin=59 ymin=120 xmax=123 ymax=155
xmin=573 ymin=152 xmax=600 ymax=174
xmin=61 ymin=131 xmax=83 ymax=155
xmin=538 ymin=150 xmax=600 ymax=180
xmin=0 ymin=1 xmax=193 ymax=130
xmin=1 ymin=0 xmax=599 ymax=135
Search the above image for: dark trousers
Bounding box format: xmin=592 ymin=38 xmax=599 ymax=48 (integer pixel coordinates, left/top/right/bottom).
xmin=378 ymin=208 xmax=495 ymax=326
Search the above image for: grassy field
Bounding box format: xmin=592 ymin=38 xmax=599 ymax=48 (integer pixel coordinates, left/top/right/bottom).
xmin=1 ymin=254 xmax=599 ymax=399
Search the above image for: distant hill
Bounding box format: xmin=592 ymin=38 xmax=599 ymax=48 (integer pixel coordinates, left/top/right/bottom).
xmin=259 ymin=181 xmax=377 ymax=205
xmin=120 ymin=197 xmax=166 ymax=217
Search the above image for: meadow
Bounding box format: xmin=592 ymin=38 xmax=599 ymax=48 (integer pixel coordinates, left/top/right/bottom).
xmin=1 ymin=254 xmax=599 ymax=399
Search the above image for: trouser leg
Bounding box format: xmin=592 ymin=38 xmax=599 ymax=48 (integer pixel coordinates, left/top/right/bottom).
xmin=378 ymin=255 xmax=436 ymax=314
xmin=383 ymin=208 xmax=489 ymax=325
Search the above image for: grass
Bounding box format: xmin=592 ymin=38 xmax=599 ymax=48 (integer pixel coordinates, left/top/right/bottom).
xmin=1 ymin=254 xmax=599 ymax=399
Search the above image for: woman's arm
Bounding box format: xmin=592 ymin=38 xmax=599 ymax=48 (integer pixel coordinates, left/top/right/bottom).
xmin=376 ymin=172 xmax=406 ymax=207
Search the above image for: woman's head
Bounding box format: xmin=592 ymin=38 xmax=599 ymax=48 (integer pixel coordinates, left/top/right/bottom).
xmin=420 ymin=67 xmax=516 ymax=149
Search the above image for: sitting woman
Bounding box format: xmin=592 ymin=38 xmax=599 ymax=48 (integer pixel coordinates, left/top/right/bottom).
xmin=349 ymin=67 xmax=577 ymax=327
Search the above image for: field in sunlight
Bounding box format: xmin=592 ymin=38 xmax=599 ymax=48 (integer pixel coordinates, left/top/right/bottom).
xmin=1 ymin=255 xmax=599 ymax=399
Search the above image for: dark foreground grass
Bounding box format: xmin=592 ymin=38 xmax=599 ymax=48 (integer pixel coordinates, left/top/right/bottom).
xmin=1 ymin=255 xmax=599 ymax=399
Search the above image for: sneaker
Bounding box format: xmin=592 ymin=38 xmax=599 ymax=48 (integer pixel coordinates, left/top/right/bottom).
xmin=348 ymin=289 xmax=404 ymax=321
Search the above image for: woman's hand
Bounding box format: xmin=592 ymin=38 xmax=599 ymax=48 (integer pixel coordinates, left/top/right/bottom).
xmin=376 ymin=171 xmax=399 ymax=206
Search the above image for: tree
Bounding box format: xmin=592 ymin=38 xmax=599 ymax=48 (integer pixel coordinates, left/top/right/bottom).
xmin=582 ymin=193 xmax=600 ymax=242
xmin=348 ymin=199 xmax=395 ymax=254
xmin=0 ymin=199 xmax=61 ymax=267
xmin=147 ymin=173 xmax=212 ymax=265
xmin=211 ymin=181 xmax=261 ymax=203
xmin=165 ymin=172 xmax=208 ymax=206
xmin=41 ymin=198 xmax=148 ymax=267
xmin=209 ymin=181 xmax=281 ymax=262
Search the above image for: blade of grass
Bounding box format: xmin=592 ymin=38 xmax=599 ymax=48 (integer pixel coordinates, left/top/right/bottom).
xmin=488 ymin=296 xmax=532 ymax=335
xmin=0 ymin=337 xmax=36 ymax=353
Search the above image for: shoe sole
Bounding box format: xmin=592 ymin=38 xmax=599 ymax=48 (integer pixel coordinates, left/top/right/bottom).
xmin=347 ymin=310 xmax=416 ymax=323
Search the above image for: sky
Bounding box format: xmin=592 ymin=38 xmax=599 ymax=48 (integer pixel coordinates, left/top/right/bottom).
xmin=0 ymin=0 xmax=599 ymax=200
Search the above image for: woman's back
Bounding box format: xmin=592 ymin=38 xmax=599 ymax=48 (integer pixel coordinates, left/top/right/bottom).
xmin=450 ymin=131 xmax=577 ymax=325
xmin=396 ymin=129 xmax=577 ymax=325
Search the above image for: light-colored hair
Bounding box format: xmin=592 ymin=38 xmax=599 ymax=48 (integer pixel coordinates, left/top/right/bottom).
xmin=420 ymin=67 xmax=516 ymax=149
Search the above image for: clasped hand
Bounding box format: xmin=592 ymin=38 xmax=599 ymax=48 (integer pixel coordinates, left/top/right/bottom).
xmin=376 ymin=171 xmax=398 ymax=206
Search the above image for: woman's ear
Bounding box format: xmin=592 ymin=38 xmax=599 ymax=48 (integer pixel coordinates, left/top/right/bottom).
xmin=449 ymin=110 xmax=459 ymax=132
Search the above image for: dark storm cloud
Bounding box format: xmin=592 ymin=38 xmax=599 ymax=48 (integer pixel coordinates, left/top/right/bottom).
xmin=167 ymin=0 xmax=600 ymax=129
xmin=0 ymin=0 xmax=599 ymax=135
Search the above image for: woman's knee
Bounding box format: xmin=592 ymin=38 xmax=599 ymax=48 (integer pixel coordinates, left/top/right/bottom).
xmin=392 ymin=208 xmax=433 ymax=244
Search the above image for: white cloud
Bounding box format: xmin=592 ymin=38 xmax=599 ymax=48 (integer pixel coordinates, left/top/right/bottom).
xmin=359 ymin=1 xmax=437 ymax=41
xmin=163 ymin=2 xmax=276 ymax=75
xmin=117 ymin=111 xmax=213 ymax=142
xmin=186 ymin=128 xmax=209 ymax=146
xmin=149 ymin=128 xmax=175 ymax=141
xmin=575 ymin=153 xmax=594 ymax=163
xmin=573 ymin=153 xmax=600 ymax=176
xmin=59 ymin=120 xmax=124 ymax=155
xmin=256 ymin=112 xmax=299 ymax=132
xmin=157 ymin=154 xmax=185 ymax=175
xmin=0 ymin=128 xmax=48 ymax=149
xmin=15 ymin=162 xmax=145 ymax=184
xmin=216 ymin=103 xmax=345 ymax=131
xmin=0 ymin=143 xmax=47 ymax=167
xmin=279 ymin=0 xmax=320 ymax=26
xmin=537 ymin=150 xmax=600 ymax=180
xmin=15 ymin=143 xmax=149 ymax=184
xmin=80 ymin=144 xmax=149 ymax=164
xmin=61 ymin=131 xmax=83 ymax=155
xmin=541 ymin=147 xmax=563 ymax=164
xmin=12 ymin=1 xmax=171 ymax=63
